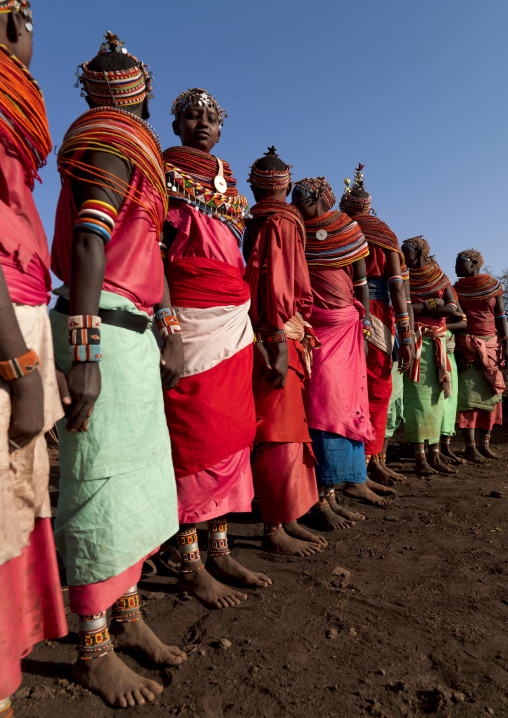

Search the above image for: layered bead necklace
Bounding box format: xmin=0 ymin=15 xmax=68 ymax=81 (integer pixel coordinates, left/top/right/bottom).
xmin=304 ymin=210 xmax=368 ymax=268
xmin=0 ymin=44 xmax=52 ymax=189
xmin=454 ymin=274 xmax=503 ymax=301
xmin=353 ymin=214 xmax=404 ymax=262
xmin=409 ymin=259 xmax=450 ymax=299
xmin=249 ymin=199 xmax=306 ymax=238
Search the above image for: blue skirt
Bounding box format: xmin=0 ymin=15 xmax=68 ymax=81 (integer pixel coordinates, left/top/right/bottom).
xmin=310 ymin=428 xmax=367 ymax=486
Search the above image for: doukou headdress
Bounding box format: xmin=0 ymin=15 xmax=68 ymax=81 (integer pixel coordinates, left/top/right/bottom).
xmin=0 ymin=0 xmax=32 ymax=30
xmin=339 ymin=163 xmax=372 ymax=215
xmin=457 ymin=248 xmax=484 ymax=268
xmin=293 ymin=176 xmax=336 ymax=211
xmin=75 ymin=32 xmax=153 ymax=108
xmin=171 ymin=88 xmax=227 ymax=128
xmin=402 ymin=235 xmax=431 ymax=257
xmin=248 ymin=146 xmax=292 ymax=190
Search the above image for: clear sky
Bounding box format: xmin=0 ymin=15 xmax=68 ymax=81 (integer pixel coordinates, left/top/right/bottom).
xmin=31 ymin=0 xmax=507 ymax=283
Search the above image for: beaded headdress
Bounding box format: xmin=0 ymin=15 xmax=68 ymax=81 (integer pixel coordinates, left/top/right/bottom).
xmin=0 ymin=0 xmax=32 ymax=29
xmin=75 ymin=32 xmax=153 ymax=108
xmin=402 ymin=236 xmax=431 ymax=257
xmin=248 ymin=146 xmax=292 ymax=190
xmin=171 ymin=88 xmax=227 ymax=128
xmin=293 ymin=177 xmax=336 ymax=211
xmin=340 ymin=163 xmax=372 ymax=215
xmin=457 ymin=248 xmax=484 ymax=268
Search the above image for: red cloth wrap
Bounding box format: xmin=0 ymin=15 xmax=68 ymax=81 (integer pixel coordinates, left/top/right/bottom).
xmin=167 ymin=257 xmax=250 ymax=308
xmin=456 ymin=333 xmax=505 ymax=395
xmin=0 ymin=518 xmax=67 ymax=698
xmin=364 ymin=300 xmax=394 ymax=454
xmin=244 ymin=210 xmax=313 ymax=329
xmin=457 ymin=404 xmax=503 ymax=431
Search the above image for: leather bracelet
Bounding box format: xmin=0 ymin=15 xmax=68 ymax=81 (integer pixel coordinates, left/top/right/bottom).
xmin=0 ymin=348 xmax=40 ymax=381
xmin=265 ymin=333 xmax=287 ymax=344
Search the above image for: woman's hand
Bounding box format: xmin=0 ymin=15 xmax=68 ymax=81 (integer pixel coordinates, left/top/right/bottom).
xmin=160 ymin=334 xmax=184 ymax=390
xmin=9 ymin=369 xmax=44 ymax=449
xmin=65 ymin=362 xmax=101 ymax=432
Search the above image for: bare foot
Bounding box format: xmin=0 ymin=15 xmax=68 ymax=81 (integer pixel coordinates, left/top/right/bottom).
xmin=341 ymin=482 xmax=392 ymax=506
xmin=284 ymin=520 xmax=328 ymax=545
xmin=383 ymin=465 xmax=407 ymax=482
xmin=369 ymin=461 xmax=397 ymax=486
xmin=465 ymin=444 xmax=490 ymax=464
xmin=262 ymin=528 xmax=321 ymax=557
xmin=428 ymin=453 xmax=459 ymax=474
xmin=206 ymin=553 xmax=272 ymax=588
xmin=177 ymin=566 xmax=248 ymax=609
xmin=415 ymin=456 xmax=438 ymax=476
xmin=478 ymin=444 xmax=501 ymax=459
xmin=73 ymin=650 xmax=163 ymax=708
xmin=327 ymin=495 xmax=366 ymax=521
xmin=309 ymin=506 xmax=354 ymax=531
xmin=366 ymin=477 xmax=397 ymax=496
xmin=110 ymin=618 xmax=187 ymax=665
xmin=441 ymin=445 xmax=467 ymax=464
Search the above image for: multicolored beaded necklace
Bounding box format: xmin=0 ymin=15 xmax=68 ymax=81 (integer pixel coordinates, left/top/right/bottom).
xmin=163 ymin=145 xmax=249 ymax=243
xmin=0 ymin=44 xmax=52 ymax=189
xmin=249 ymin=198 xmax=305 ymax=238
xmin=304 ymin=210 xmax=368 ymax=268
xmin=408 ymin=260 xmax=450 ymax=299
xmin=353 ymin=214 xmax=404 ymax=262
xmin=58 ymin=106 xmax=167 ymax=235
xmin=454 ymin=274 xmax=503 ymax=301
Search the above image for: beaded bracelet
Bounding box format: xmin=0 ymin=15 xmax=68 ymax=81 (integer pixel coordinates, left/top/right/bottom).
xmin=75 ymin=199 xmax=117 ymax=245
xmin=388 ymin=275 xmax=403 ymax=285
xmin=67 ymin=315 xmax=103 ymax=363
xmin=406 ymin=298 xmax=412 ymax=304
xmin=424 ymin=297 xmax=437 ymax=311
xmin=253 ymin=332 xmax=264 ymax=344
xmin=68 ymin=315 xmax=101 ymax=330
xmin=155 ymin=307 xmax=182 ymax=337
xmin=495 ymin=312 xmax=506 ymax=320
xmin=265 ymin=333 xmax=287 ymax=344
xmin=395 ymin=312 xmax=410 ymax=322
xmin=446 ymin=300 xmax=457 ymax=308
xmin=353 ymin=276 xmax=367 ymax=287
xmin=159 ymin=241 xmax=168 ymax=263
xmin=0 ymin=348 xmax=40 ymax=381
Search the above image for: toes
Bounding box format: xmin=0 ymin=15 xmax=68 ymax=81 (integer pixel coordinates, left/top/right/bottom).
xmin=126 ymin=692 xmax=136 ymax=708
xmin=133 ymin=689 xmax=146 ymax=706
xmin=141 ymin=686 xmax=157 ymax=701
xmin=118 ymin=695 xmax=128 ymax=709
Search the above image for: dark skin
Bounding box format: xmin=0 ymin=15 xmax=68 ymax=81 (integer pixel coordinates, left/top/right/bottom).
xmin=403 ymin=245 xmax=462 ymax=476
xmin=67 ymin=95 xmax=187 ymax=709
xmin=439 ymin=305 xmax=467 ymax=465
xmin=455 ymin=255 xmax=507 ymax=461
xmin=166 ymin=100 xmax=272 ymax=606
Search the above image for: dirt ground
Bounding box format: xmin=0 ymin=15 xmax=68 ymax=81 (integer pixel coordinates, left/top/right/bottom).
xmin=13 ymin=412 xmax=508 ymax=718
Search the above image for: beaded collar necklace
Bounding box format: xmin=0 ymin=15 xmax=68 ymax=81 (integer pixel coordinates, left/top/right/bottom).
xmin=249 ymin=199 xmax=305 ymax=238
xmin=454 ymin=274 xmax=503 ymax=301
xmin=80 ymin=105 xmax=161 ymax=152
xmin=409 ymin=261 xmax=450 ymax=298
xmin=304 ymin=210 xmax=368 ymax=268
xmin=353 ymin=214 xmax=404 ymax=262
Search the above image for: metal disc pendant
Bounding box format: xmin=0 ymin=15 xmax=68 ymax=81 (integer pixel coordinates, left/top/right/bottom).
xmin=214 ymin=176 xmax=227 ymax=193
xmin=316 ymin=229 xmax=328 ymax=241
xmin=25 ymin=21 xmax=33 ymax=32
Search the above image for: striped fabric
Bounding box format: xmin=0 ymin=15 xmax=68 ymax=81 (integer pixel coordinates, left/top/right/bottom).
xmin=304 ymin=210 xmax=368 ymax=268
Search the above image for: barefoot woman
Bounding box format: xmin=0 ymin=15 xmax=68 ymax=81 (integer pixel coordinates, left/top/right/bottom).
xmin=243 ymin=151 xmax=324 ymax=555
xmin=339 ymin=165 xmax=411 ymax=492
xmin=401 ymin=237 xmax=461 ymax=476
xmin=50 ymin=34 xmax=185 ymax=708
xmin=0 ymin=4 xmax=67 ymax=716
xmin=162 ymin=90 xmax=271 ymax=606
xmin=291 ymin=177 xmax=385 ymax=516
xmin=454 ymin=249 xmax=507 ymax=461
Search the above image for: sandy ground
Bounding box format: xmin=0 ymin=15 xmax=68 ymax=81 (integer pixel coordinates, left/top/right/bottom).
xmin=12 ymin=416 xmax=508 ymax=718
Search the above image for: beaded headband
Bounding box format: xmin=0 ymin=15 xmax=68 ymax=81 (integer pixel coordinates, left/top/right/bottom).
xmin=248 ymin=146 xmax=292 ymax=190
xmin=0 ymin=0 xmax=32 ymax=29
xmin=171 ymin=88 xmax=227 ymax=128
xmin=457 ymin=248 xmax=484 ymax=268
xmin=76 ymin=32 xmax=153 ymax=108
xmin=340 ymin=163 xmax=372 ymax=214
xmin=402 ymin=235 xmax=431 ymax=257
xmin=293 ymin=176 xmax=336 ymax=211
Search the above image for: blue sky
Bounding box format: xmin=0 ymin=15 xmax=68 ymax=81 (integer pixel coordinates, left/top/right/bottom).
xmin=32 ymin=0 xmax=507 ymax=283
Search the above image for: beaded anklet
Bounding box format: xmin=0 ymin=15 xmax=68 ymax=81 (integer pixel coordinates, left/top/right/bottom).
xmin=365 ymin=454 xmax=371 ymax=466
xmin=466 ymin=440 xmax=476 ymax=447
xmin=415 ymin=443 xmax=426 ymax=457
xmin=0 ymin=698 xmax=13 ymax=718
xmin=111 ymin=585 xmax=141 ymax=623
xmin=430 ymin=444 xmax=440 ymax=454
xmin=325 ymin=488 xmax=336 ymax=504
xmin=264 ymin=523 xmax=283 ymax=536
xmin=379 ymin=453 xmax=387 ymax=465
xmin=77 ymin=612 xmax=113 ymax=661
xmin=0 ymin=348 xmax=39 ymax=381
xmin=481 ymin=435 xmax=491 ymax=447
xmin=442 ymin=436 xmax=451 ymax=445
xmin=176 ymin=528 xmax=203 ymax=573
xmin=207 ymin=517 xmax=230 ymax=557
xmin=370 ymin=454 xmax=380 ymax=464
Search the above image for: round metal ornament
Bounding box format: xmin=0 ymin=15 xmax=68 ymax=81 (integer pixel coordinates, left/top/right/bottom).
xmin=316 ymin=229 xmax=328 ymax=241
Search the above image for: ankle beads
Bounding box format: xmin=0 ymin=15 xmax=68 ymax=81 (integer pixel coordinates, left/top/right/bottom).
xmin=264 ymin=522 xmax=283 ymax=536
xmin=77 ymin=612 xmax=113 ymax=661
xmin=0 ymin=698 xmax=13 ymax=718
xmin=415 ymin=443 xmax=426 ymax=457
xmin=379 ymin=453 xmax=387 ymax=465
xmin=313 ymin=488 xmax=329 ymax=512
xmin=207 ymin=518 xmax=230 ymax=557
xmin=325 ymin=488 xmax=336 ymax=504
xmin=112 ymin=585 xmax=141 ymax=623
xmin=176 ymin=528 xmax=203 ymax=573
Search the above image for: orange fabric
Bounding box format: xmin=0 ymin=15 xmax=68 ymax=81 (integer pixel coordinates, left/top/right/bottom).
xmin=244 ymin=211 xmax=313 ymax=330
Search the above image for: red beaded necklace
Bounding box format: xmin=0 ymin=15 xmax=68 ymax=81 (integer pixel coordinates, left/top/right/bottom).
xmin=454 ymin=274 xmax=503 ymax=301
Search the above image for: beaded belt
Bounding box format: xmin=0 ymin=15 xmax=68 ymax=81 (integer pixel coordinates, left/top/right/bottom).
xmin=55 ymin=297 xmax=150 ymax=334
